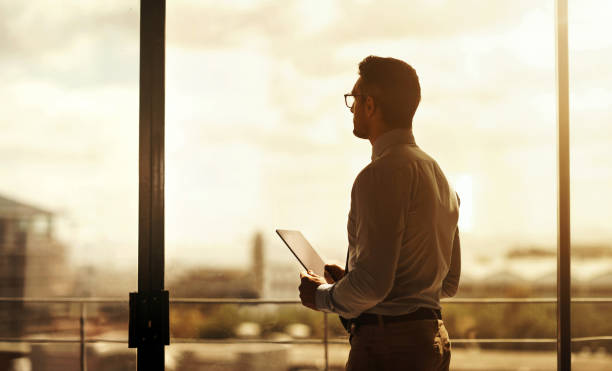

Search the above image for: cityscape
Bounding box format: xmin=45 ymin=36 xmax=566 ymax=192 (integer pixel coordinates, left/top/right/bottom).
xmin=1 ymin=193 xmax=612 ymax=369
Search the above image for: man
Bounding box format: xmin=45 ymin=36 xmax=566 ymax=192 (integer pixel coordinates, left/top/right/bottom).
xmin=298 ymin=56 xmax=461 ymax=371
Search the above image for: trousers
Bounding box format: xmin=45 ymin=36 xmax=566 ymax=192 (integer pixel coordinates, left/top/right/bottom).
xmin=345 ymin=319 xmax=451 ymax=371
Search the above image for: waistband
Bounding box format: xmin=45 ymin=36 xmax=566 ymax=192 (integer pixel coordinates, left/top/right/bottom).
xmin=353 ymin=307 xmax=441 ymax=327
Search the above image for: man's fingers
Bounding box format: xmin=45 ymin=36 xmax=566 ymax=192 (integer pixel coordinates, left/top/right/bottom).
xmin=324 ymin=264 xmax=344 ymax=281
xmin=300 ymin=272 xmax=314 ymax=286
xmin=325 ymin=263 xmax=342 ymax=269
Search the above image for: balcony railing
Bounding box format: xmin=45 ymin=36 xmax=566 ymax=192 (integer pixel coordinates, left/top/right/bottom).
xmin=1 ymin=297 xmax=611 ymax=371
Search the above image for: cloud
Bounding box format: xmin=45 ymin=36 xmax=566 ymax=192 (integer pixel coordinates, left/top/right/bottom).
xmin=1 ymin=1 xmax=137 ymax=57
xmin=166 ymin=0 xmax=542 ymax=77
xmin=0 ymin=0 xmax=138 ymax=88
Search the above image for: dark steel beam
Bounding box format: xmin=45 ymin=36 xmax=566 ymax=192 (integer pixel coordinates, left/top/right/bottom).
xmin=555 ymin=0 xmax=571 ymax=370
xmin=137 ymin=0 xmax=166 ymax=370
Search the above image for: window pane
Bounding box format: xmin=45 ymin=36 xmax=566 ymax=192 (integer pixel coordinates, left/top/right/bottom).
xmin=569 ymin=0 xmax=612 ymax=366
xmin=0 ymin=0 xmax=138 ymax=369
xmin=166 ymin=0 xmax=561 ymax=368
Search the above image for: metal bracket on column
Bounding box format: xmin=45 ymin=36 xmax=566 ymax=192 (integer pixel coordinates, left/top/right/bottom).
xmin=128 ymin=290 xmax=170 ymax=348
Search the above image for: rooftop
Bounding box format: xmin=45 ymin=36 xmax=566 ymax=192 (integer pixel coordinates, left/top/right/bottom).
xmin=0 ymin=194 xmax=53 ymax=219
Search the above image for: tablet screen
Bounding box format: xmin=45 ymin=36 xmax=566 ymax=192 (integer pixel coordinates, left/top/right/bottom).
xmin=276 ymin=229 xmax=326 ymax=277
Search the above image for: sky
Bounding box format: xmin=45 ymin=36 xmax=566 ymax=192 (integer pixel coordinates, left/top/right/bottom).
xmin=1 ymin=0 xmax=612 ymax=273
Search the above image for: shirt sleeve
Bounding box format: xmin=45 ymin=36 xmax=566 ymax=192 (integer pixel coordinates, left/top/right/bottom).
xmin=315 ymin=283 xmax=335 ymax=312
xmin=326 ymin=167 xmax=407 ymax=319
xmin=442 ymin=224 xmax=461 ymax=298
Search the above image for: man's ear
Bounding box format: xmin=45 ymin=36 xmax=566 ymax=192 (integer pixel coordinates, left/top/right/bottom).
xmin=365 ymin=96 xmax=377 ymax=117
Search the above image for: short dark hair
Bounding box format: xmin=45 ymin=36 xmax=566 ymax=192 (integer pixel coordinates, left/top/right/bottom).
xmin=358 ymin=56 xmax=421 ymax=129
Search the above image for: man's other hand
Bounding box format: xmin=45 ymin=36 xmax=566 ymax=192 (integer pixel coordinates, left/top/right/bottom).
xmin=299 ymin=270 xmax=327 ymax=310
xmin=324 ymin=264 xmax=345 ymax=284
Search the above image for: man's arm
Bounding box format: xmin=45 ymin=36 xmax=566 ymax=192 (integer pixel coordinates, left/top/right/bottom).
xmin=441 ymin=227 xmax=461 ymax=298
xmin=315 ymin=167 xmax=406 ymax=318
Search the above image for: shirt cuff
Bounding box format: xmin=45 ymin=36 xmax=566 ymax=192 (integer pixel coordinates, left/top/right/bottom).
xmin=315 ymin=283 xmax=335 ymax=313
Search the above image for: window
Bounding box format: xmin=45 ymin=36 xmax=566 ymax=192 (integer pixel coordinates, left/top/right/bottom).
xmin=2 ymin=1 xmax=610 ymax=370
xmin=569 ymin=0 xmax=612 ymax=364
xmin=0 ymin=1 xmax=139 ymax=369
xmin=162 ymin=1 xmax=583 ymax=370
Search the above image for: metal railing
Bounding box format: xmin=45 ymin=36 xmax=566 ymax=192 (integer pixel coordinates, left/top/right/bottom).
xmin=1 ymin=297 xmax=612 ymax=371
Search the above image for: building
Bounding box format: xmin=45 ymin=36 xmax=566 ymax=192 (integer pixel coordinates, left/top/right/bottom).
xmin=0 ymin=194 xmax=70 ymax=332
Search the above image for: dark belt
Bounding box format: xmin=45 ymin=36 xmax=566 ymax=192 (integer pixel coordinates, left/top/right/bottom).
xmin=353 ymin=307 xmax=441 ymax=327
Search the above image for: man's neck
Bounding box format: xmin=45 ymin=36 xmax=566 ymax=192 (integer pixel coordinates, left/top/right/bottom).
xmin=369 ymin=125 xmax=392 ymax=146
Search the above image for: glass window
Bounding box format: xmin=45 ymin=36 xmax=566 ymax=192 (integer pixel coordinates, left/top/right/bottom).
xmin=5 ymin=0 xmax=611 ymax=369
xmin=569 ymin=0 xmax=612 ymax=365
xmin=0 ymin=0 xmax=138 ymax=369
xmin=165 ymin=1 xmax=568 ymax=369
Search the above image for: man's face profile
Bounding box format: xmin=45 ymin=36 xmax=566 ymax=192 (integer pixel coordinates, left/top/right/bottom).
xmin=351 ymin=78 xmax=369 ymax=140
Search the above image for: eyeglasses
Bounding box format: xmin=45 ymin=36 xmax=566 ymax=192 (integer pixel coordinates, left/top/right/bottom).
xmin=344 ymin=94 xmax=366 ymax=110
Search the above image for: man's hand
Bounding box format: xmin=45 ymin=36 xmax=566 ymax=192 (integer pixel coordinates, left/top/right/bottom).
xmin=299 ymin=270 xmax=327 ymax=310
xmin=324 ymin=264 xmax=345 ymax=284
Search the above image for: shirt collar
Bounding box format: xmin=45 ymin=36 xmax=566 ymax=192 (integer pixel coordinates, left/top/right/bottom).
xmin=371 ymin=128 xmax=416 ymax=161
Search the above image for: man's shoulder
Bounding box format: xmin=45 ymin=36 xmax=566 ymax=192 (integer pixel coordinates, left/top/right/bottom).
xmin=352 ymin=154 xmax=415 ymax=188
xmin=371 ymin=146 xmax=431 ymax=172
xmin=351 ymin=164 xmax=371 ymax=194
xmin=354 ymin=147 xmax=443 ymax=185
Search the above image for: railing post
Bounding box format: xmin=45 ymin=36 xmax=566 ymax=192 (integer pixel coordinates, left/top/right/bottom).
xmin=80 ymin=302 xmax=87 ymax=371
xmin=323 ymin=312 xmax=329 ymax=371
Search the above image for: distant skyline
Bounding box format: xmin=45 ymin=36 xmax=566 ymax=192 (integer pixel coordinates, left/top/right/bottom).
xmin=2 ymin=0 xmax=612 ymax=270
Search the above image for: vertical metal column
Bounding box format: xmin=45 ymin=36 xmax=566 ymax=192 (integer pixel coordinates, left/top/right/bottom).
xmin=555 ymin=0 xmax=571 ymax=370
xmin=137 ymin=0 xmax=166 ymax=370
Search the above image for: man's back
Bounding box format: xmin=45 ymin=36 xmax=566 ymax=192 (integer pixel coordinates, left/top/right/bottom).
xmin=329 ymin=129 xmax=460 ymax=318
xmin=359 ymin=138 xmax=459 ymax=313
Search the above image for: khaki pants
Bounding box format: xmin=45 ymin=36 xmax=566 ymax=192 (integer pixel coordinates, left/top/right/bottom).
xmin=346 ymin=319 xmax=451 ymax=371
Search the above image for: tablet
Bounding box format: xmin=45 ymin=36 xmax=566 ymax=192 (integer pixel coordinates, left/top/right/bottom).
xmin=276 ymin=229 xmax=326 ymax=277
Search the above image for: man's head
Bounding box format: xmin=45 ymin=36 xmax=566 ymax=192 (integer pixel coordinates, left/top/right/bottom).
xmin=348 ymin=56 xmax=421 ymax=141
